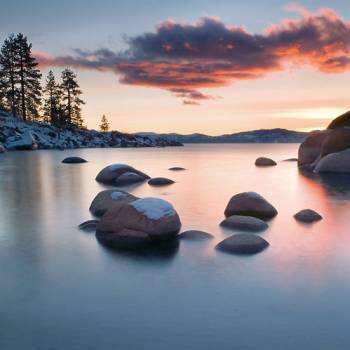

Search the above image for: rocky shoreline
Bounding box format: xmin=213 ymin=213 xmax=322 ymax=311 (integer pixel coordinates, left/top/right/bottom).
xmin=0 ymin=111 xmax=182 ymax=152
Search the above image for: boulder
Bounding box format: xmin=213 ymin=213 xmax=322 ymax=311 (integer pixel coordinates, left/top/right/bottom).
xmin=96 ymin=164 xmax=150 ymax=185
xmin=79 ymin=220 xmax=100 ymax=232
xmin=96 ymin=197 xmax=181 ymax=250
xmin=294 ymin=209 xmax=323 ymax=223
xmin=298 ymin=130 xmax=330 ymax=168
xmin=255 ymin=157 xmax=277 ymax=167
xmin=148 ymin=177 xmax=175 ymax=186
xmin=216 ymin=234 xmax=269 ymax=255
xmin=169 ymin=167 xmax=186 ymax=171
xmin=220 ymin=215 xmax=268 ymax=232
xmin=89 ymin=189 xmax=138 ymax=217
xmin=327 ymin=110 xmax=350 ymax=129
xmin=6 ymin=130 xmax=38 ymax=150
xmin=320 ymin=128 xmax=350 ymax=158
xmin=314 ymin=148 xmax=350 ymax=173
xmin=179 ymin=230 xmax=214 ymax=240
xmin=224 ymin=192 xmax=277 ymax=220
xmin=62 ymin=156 xmax=87 ymax=164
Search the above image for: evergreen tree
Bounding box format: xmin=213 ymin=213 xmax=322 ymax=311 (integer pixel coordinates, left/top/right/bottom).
xmin=0 ymin=34 xmax=19 ymax=116
xmin=61 ymin=68 xmax=85 ymax=128
xmin=42 ymin=70 xmax=62 ymax=126
xmin=15 ymin=33 xmax=42 ymax=121
xmin=100 ymin=114 xmax=109 ymax=132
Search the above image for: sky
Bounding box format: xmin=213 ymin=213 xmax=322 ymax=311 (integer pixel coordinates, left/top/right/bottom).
xmin=1 ymin=0 xmax=350 ymax=134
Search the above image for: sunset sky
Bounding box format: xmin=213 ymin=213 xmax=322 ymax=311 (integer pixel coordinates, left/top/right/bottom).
xmin=1 ymin=0 xmax=350 ymax=134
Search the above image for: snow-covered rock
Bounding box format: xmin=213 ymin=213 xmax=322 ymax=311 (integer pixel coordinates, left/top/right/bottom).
xmin=96 ymin=197 xmax=181 ymax=250
xmin=0 ymin=111 xmax=183 ymax=151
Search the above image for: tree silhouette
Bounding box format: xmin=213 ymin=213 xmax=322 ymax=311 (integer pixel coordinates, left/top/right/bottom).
xmin=42 ymin=70 xmax=62 ymax=126
xmin=61 ymin=68 xmax=85 ymax=128
xmin=100 ymin=114 xmax=109 ymax=132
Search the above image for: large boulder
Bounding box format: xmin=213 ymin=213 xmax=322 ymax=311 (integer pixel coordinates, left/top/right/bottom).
xmin=314 ymin=148 xmax=350 ymax=173
xmin=96 ymin=197 xmax=181 ymax=249
xmin=96 ymin=164 xmax=150 ymax=185
xmin=298 ymin=130 xmax=330 ymax=168
xmin=89 ymin=189 xmax=138 ymax=217
xmin=255 ymin=157 xmax=277 ymax=167
xmin=216 ymin=234 xmax=269 ymax=255
xmin=62 ymin=156 xmax=87 ymax=164
xmin=327 ymin=110 xmax=350 ymax=129
xmin=220 ymin=215 xmax=268 ymax=232
xmin=294 ymin=209 xmax=323 ymax=223
xmin=320 ymin=128 xmax=350 ymax=158
xmin=224 ymin=192 xmax=277 ymax=220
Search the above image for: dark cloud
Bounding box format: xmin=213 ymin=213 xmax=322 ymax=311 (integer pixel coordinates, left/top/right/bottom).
xmin=35 ymin=7 xmax=350 ymax=105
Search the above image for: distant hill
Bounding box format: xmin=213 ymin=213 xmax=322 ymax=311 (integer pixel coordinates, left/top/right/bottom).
xmin=137 ymin=128 xmax=309 ymax=143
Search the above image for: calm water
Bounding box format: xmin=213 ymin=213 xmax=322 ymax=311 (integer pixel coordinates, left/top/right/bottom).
xmin=1 ymin=144 xmax=350 ymax=350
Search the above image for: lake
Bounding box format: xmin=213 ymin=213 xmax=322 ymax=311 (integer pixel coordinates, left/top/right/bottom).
xmin=1 ymin=144 xmax=350 ymax=350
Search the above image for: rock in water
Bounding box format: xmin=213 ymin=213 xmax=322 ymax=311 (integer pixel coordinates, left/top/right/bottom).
xmin=255 ymin=157 xmax=277 ymax=167
xmin=96 ymin=197 xmax=181 ymax=250
xmin=314 ymin=149 xmax=350 ymax=173
xmin=220 ymin=215 xmax=268 ymax=232
xmin=283 ymin=158 xmax=298 ymax=162
xmin=79 ymin=220 xmax=100 ymax=232
xmin=0 ymin=144 xmax=5 ymax=153
xmin=216 ymin=234 xmax=269 ymax=255
xmin=96 ymin=164 xmax=150 ymax=185
xmin=89 ymin=189 xmax=138 ymax=217
xmin=148 ymin=177 xmax=175 ymax=186
xmin=224 ymin=192 xmax=278 ymax=220
xmin=62 ymin=156 xmax=87 ymax=164
xmin=294 ymin=209 xmax=323 ymax=223
xmin=169 ymin=167 xmax=186 ymax=171
xmin=327 ymin=110 xmax=350 ymax=129
xmin=179 ymin=230 xmax=214 ymax=240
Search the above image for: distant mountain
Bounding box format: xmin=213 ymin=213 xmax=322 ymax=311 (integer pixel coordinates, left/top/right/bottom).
xmin=137 ymin=128 xmax=309 ymax=143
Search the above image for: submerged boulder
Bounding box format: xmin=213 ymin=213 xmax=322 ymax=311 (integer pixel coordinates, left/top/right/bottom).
xmin=179 ymin=230 xmax=213 ymax=241
xmin=89 ymin=189 xmax=138 ymax=217
xmin=216 ymin=234 xmax=269 ymax=255
xmin=62 ymin=156 xmax=87 ymax=164
xmin=255 ymin=157 xmax=277 ymax=167
xmin=314 ymin=149 xmax=350 ymax=173
xmin=220 ymin=215 xmax=268 ymax=232
xmin=294 ymin=209 xmax=323 ymax=223
xmin=169 ymin=167 xmax=186 ymax=171
xmin=224 ymin=192 xmax=278 ymax=220
xmin=96 ymin=197 xmax=181 ymax=249
xmin=148 ymin=177 xmax=175 ymax=186
xmin=96 ymin=164 xmax=150 ymax=185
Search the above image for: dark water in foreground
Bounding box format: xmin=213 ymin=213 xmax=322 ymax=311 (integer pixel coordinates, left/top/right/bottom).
xmin=1 ymin=144 xmax=350 ymax=350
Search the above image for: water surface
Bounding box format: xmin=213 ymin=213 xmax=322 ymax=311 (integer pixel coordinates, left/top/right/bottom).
xmin=1 ymin=144 xmax=350 ymax=350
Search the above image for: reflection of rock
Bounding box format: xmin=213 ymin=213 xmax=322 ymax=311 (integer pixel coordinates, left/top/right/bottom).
xmin=62 ymin=156 xmax=87 ymax=164
xmin=294 ymin=209 xmax=322 ymax=223
xmin=255 ymin=157 xmax=277 ymax=167
xmin=96 ymin=164 xmax=150 ymax=185
xmin=298 ymin=111 xmax=350 ymax=173
xmin=216 ymin=234 xmax=269 ymax=255
xmin=90 ymin=189 xmax=138 ymax=217
xmin=179 ymin=230 xmax=213 ymax=240
xmin=220 ymin=215 xmax=268 ymax=232
xmin=96 ymin=197 xmax=181 ymax=250
xmin=224 ymin=192 xmax=278 ymax=220
xmin=148 ymin=177 xmax=175 ymax=186
xmin=79 ymin=220 xmax=99 ymax=232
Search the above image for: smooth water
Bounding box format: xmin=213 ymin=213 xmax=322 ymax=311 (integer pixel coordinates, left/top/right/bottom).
xmin=1 ymin=144 xmax=350 ymax=350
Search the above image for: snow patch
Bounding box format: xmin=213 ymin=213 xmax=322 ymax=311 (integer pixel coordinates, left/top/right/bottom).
xmin=110 ymin=191 xmax=129 ymax=200
xmin=130 ymin=197 xmax=176 ymax=220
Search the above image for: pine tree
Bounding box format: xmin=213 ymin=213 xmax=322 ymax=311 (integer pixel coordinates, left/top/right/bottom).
xmin=0 ymin=34 xmax=19 ymax=117
xmin=100 ymin=114 xmax=109 ymax=132
xmin=15 ymin=33 xmax=42 ymax=121
xmin=61 ymin=68 xmax=85 ymax=128
xmin=42 ymin=70 xmax=62 ymax=126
